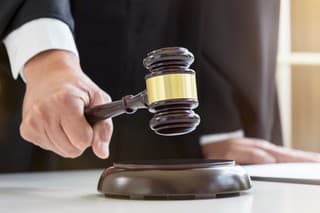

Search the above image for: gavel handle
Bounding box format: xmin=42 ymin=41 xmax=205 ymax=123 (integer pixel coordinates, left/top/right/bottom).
xmin=84 ymin=91 xmax=148 ymax=125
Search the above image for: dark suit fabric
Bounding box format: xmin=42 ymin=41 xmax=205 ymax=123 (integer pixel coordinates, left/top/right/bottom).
xmin=0 ymin=0 xmax=282 ymax=172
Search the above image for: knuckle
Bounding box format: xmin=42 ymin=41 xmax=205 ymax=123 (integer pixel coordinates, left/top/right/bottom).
xmin=31 ymin=104 xmax=41 ymax=116
xmin=53 ymin=88 xmax=73 ymax=104
xmin=94 ymin=92 xmax=104 ymax=104
xmin=19 ymin=123 xmax=30 ymax=141
xmin=22 ymin=116 xmax=33 ymax=127
xmin=94 ymin=91 xmax=111 ymax=105
xmin=20 ymin=118 xmax=36 ymax=141
xmin=248 ymin=149 xmax=260 ymax=162
xmin=33 ymin=101 xmax=43 ymax=110
xmin=67 ymin=149 xmax=83 ymax=159
xmin=31 ymin=104 xmax=47 ymax=119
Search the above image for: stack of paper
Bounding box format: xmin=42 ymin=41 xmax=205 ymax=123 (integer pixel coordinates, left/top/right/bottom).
xmin=243 ymin=163 xmax=320 ymax=185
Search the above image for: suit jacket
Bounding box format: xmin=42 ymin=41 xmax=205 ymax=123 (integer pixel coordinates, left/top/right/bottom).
xmin=0 ymin=0 xmax=282 ymax=172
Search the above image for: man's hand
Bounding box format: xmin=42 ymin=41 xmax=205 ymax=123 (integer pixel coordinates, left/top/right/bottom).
xmin=202 ymin=137 xmax=320 ymax=164
xmin=20 ymin=50 xmax=113 ymax=159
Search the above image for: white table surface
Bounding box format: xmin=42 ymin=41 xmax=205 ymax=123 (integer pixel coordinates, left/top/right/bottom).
xmin=0 ymin=170 xmax=319 ymax=213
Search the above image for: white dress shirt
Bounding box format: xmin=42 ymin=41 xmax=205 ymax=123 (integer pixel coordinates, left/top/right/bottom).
xmin=2 ymin=18 xmax=244 ymax=145
xmin=3 ymin=18 xmax=78 ymax=80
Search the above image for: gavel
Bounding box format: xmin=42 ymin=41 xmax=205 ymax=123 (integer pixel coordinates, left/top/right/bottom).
xmin=85 ymin=47 xmax=200 ymax=136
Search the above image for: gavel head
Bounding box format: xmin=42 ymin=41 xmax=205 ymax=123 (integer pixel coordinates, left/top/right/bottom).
xmin=143 ymin=47 xmax=200 ymax=136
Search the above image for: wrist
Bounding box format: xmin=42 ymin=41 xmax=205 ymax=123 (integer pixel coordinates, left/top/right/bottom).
xmin=24 ymin=50 xmax=81 ymax=83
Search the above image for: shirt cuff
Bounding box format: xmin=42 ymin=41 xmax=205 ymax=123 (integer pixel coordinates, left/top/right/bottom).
xmin=199 ymin=129 xmax=244 ymax=146
xmin=3 ymin=18 xmax=79 ymax=80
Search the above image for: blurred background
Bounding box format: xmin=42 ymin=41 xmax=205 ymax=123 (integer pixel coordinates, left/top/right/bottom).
xmin=1 ymin=0 xmax=320 ymax=153
xmin=277 ymin=0 xmax=320 ymax=151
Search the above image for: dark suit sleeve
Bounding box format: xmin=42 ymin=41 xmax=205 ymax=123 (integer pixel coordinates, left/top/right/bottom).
xmin=0 ymin=0 xmax=74 ymax=74
xmin=0 ymin=0 xmax=74 ymax=39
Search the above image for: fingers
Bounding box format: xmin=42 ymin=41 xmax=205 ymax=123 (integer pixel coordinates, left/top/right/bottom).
xmin=92 ymin=119 xmax=113 ymax=159
xmin=47 ymin=122 xmax=83 ymax=157
xmin=240 ymin=138 xmax=320 ymax=163
xmin=20 ymin=100 xmax=86 ymax=158
xmin=90 ymin=91 xmax=113 ymax=158
xmin=20 ymin=86 xmax=93 ymax=158
xmin=287 ymin=149 xmax=320 ymax=162
xmin=20 ymin=85 xmax=113 ymax=159
xmin=20 ymin=50 xmax=114 ymax=159
xmin=60 ymin=98 xmax=93 ymax=152
xmin=230 ymin=146 xmax=276 ymax=164
xmin=203 ymin=136 xmax=320 ymax=164
xmin=202 ymin=138 xmax=276 ymax=165
xmin=255 ymin=141 xmax=320 ymax=162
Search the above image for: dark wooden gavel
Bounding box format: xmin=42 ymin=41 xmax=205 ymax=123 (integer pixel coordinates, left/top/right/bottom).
xmin=85 ymin=47 xmax=200 ymax=136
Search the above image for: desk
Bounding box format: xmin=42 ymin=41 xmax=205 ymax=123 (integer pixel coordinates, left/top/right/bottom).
xmin=0 ymin=170 xmax=319 ymax=213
